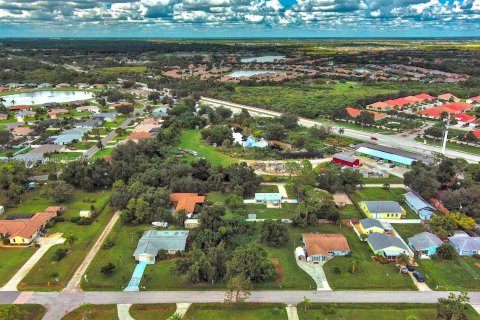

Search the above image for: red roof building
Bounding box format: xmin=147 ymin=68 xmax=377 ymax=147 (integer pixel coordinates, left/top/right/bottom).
xmin=415 ymin=93 xmax=435 ymax=101
xmin=441 ymin=102 xmax=474 ymax=113
xmin=126 ymin=132 xmax=154 ymax=140
xmin=384 ymin=98 xmax=411 ymax=108
xmin=466 ymin=96 xmax=480 ymax=104
xmin=473 ymin=130 xmax=480 ymax=140
xmin=169 ymin=193 xmax=205 ymax=214
xmin=453 ymin=113 xmax=476 ymax=124
xmin=10 ymin=105 xmax=32 ymax=111
xmin=366 ymin=101 xmax=389 ymax=111
xmin=346 ymin=107 xmax=362 ymax=117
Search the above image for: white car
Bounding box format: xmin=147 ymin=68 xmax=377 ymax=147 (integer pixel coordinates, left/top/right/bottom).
xmin=152 ymin=221 xmax=168 ymax=228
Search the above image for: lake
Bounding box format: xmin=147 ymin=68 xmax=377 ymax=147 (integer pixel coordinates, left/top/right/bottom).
xmin=241 ymin=55 xmax=286 ymax=63
xmin=3 ymin=90 xmax=94 ymax=107
xmin=228 ymin=70 xmax=278 ymax=78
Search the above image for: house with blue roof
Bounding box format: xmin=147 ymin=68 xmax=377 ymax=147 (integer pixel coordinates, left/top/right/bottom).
xmin=408 ymin=232 xmax=443 ymax=258
xmin=404 ymin=191 xmax=436 ymax=220
xmin=152 ymin=107 xmax=169 ymax=118
xmin=51 ymin=127 xmax=91 ymax=145
xmin=355 ymin=146 xmax=414 ymax=168
xmin=448 ymin=235 xmax=480 ymax=256
xmin=133 ymin=230 xmax=189 ymax=263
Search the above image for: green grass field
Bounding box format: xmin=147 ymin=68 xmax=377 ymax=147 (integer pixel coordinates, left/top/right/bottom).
xmin=184 ymin=304 xmax=287 ymax=320
xmin=129 ymin=304 xmax=177 ymax=320
xmin=339 ymin=204 xmax=363 ymax=219
xmin=176 ymin=130 xmax=238 ymax=166
xmin=49 ymin=152 xmax=83 ymax=160
xmin=16 ymin=189 xmax=113 ymax=291
xmin=91 ymin=147 xmax=114 ymax=159
xmin=0 ymin=304 xmax=46 ymax=320
xmin=321 ymin=224 xmax=417 ymax=291
xmin=245 ymin=203 xmax=296 ymax=219
xmin=62 ymin=305 xmax=117 ymax=320
xmin=297 ymin=303 xmax=480 ymax=320
xmin=391 ymin=223 xmax=424 ymax=240
xmin=0 ymin=247 xmax=37 ymax=287
xmin=72 ymin=142 xmax=96 ymax=150
xmin=258 ymin=184 xmax=280 ymax=193
xmin=363 ymin=176 xmax=404 ymax=184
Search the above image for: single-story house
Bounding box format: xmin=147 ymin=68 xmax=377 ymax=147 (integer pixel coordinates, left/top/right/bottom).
xmin=367 ymin=232 xmax=411 ymax=261
xmin=448 ymin=235 xmax=480 ymax=256
xmin=408 ymin=232 xmax=443 ymax=258
xmin=13 ymin=153 xmax=46 ymax=166
xmin=0 ymin=113 xmax=8 ymax=120
xmin=152 ymin=107 xmax=169 ymax=118
xmin=12 ymin=127 xmax=33 ymax=136
xmin=93 ymin=112 xmax=118 ymax=122
xmin=438 ymin=93 xmax=460 ymax=102
xmin=15 ymin=110 xmax=36 ymax=122
xmin=359 ymin=201 xmax=406 ymax=219
xmin=466 ymin=95 xmax=480 ymax=104
xmin=76 ymin=106 xmax=99 ymax=113
xmin=404 ymin=191 xmax=435 ymax=220
xmin=125 ymin=132 xmax=155 ymax=143
xmin=47 ymin=108 xmax=69 ymax=119
xmin=302 ymin=233 xmax=351 ymax=263
xmin=28 ymin=144 xmax=64 ymax=155
xmin=359 ymin=218 xmax=385 ymax=234
xmin=255 ymin=193 xmax=283 ymax=205
xmin=74 ymin=119 xmax=102 ymax=128
xmin=10 ymin=105 xmax=32 ymax=111
xmin=0 ymin=206 xmax=63 ymax=245
xmin=133 ymin=230 xmax=189 ymax=263
xmin=169 ymin=193 xmax=205 ymax=215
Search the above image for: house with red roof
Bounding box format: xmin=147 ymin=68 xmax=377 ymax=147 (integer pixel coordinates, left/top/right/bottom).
xmin=47 ymin=108 xmax=69 ymax=119
xmin=473 ymin=130 xmax=480 ymax=140
xmin=442 ymin=102 xmax=474 ymax=113
xmin=415 ymin=93 xmax=435 ymax=101
xmin=12 ymin=127 xmax=34 ymax=136
xmin=453 ymin=113 xmax=476 ymax=127
xmin=9 ymin=105 xmax=32 ymax=111
xmin=466 ymin=96 xmax=480 ymax=104
xmin=169 ymin=193 xmax=205 ymax=215
xmin=438 ymin=93 xmax=460 ymax=102
xmin=384 ymin=98 xmax=411 ymax=109
xmin=346 ymin=107 xmax=362 ymax=117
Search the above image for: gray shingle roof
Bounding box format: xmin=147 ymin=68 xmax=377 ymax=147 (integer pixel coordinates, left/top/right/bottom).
xmin=448 ymin=236 xmax=480 ymax=252
xmin=133 ymin=230 xmax=189 ymax=257
xmin=408 ymin=232 xmax=443 ymax=250
xmin=362 ymin=201 xmax=403 ymax=214
xmin=368 ymin=232 xmax=408 ymax=251
xmin=360 ymin=218 xmax=384 ymax=230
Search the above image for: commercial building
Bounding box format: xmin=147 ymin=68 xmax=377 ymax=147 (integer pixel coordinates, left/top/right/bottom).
xmin=332 ymin=153 xmax=360 ymax=167
xmin=355 ymin=146 xmax=414 ymax=168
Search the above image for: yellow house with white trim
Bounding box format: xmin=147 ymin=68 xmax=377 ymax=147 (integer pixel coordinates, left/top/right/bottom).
xmin=359 ymin=201 xmax=405 ymax=219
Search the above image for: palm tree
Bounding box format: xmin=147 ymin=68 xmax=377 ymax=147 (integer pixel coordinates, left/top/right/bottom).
xmin=10 ymin=99 xmax=15 ymax=108
xmin=65 ymin=233 xmax=78 ymax=249
xmin=396 ymin=253 xmax=410 ymax=267
xmin=303 ymin=296 xmax=311 ymax=313
xmin=338 ymin=127 xmax=345 ymax=135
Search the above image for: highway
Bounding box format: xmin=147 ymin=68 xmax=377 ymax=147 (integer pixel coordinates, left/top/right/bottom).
xmin=200 ymin=97 xmax=480 ymax=163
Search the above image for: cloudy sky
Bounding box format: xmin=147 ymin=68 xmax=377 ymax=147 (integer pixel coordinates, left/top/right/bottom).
xmin=0 ymin=0 xmax=479 ymax=37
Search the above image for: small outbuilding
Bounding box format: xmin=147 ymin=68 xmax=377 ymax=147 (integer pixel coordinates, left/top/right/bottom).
xmin=295 ymin=247 xmax=306 ymax=261
xmin=184 ymin=219 xmax=199 ymax=229
xmin=79 ymin=210 xmax=92 ymax=218
xmin=332 ymin=154 xmax=360 ymax=167
xmin=404 ymin=191 xmax=435 ymax=220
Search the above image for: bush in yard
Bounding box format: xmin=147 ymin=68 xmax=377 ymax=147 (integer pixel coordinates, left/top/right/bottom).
xmin=52 ymin=248 xmax=68 ymax=262
xmin=100 ymin=263 xmax=117 ymax=275
xmin=101 ymin=239 xmax=115 ymax=250
xmin=260 ymin=220 xmax=289 ymax=246
xmin=0 ymin=305 xmax=28 ymax=320
xmin=70 ymin=217 xmax=81 ymax=223
xmin=472 ymin=253 xmax=480 ymax=260
xmin=436 ymin=243 xmax=457 ymax=260
xmin=321 ymin=305 xmax=337 ymax=315
xmin=158 ymin=249 xmax=168 ymax=260
xmin=333 ymin=266 xmax=342 ymax=274
xmin=40 ymin=180 xmax=74 ymax=203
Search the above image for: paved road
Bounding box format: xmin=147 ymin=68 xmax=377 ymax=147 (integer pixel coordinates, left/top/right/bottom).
xmin=64 ymin=211 xmax=120 ymax=292
xmin=3 ymin=290 xmax=480 ymax=319
xmin=201 ymin=97 xmax=480 ymax=163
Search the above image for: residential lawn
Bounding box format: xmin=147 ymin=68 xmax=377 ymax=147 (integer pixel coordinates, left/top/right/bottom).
xmin=17 ymin=189 xmax=113 ymax=291
xmin=72 ymin=142 xmax=95 ymax=150
xmin=349 ymin=187 xmax=418 ymax=219
xmin=363 ymin=175 xmax=404 ymax=184
xmin=112 ymin=131 xmax=129 ymax=141
xmin=392 ymin=223 xmax=425 ymax=240
xmin=49 ymin=152 xmax=83 ymax=160
xmin=0 ymin=246 xmax=37 ymax=287
xmin=0 ymin=304 xmax=46 ymax=320
xmin=245 ymin=203 xmax=296 ymax=219
xmin=320 ymin=224 xmax=417 ymax=290
xmin=176 ymin=130 xmax=238 ymax=167
xmin=91 ymin=147 xmax=114 ymax=159
xmin=103 ymin=116 xmax=127 ymax=129
xmin=297 ymin=303 xmax=480 ymax=320
xmin=339 ymin=204 xmax=363 ymax=219
xmin=258 ymin=184 xmax=280 ymax=193
xmin=415 ymin=257 xmax=480 ymax=291
xmin=62 ymin=305 xmax=117 ymax=320
xmin=183 ymin=303 xmax=288 ymax=320
xmin=129 ymin=304 xmax=177 ymax=320
xmin=206 ymin=191 xmax=228 ymax=204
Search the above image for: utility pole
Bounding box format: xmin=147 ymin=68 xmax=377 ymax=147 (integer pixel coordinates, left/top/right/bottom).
xmin=441 ymin=118 xmax=450 ymax=155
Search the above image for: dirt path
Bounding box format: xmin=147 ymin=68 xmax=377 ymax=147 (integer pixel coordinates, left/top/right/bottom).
xmin=63 ymin=210 xmax=120 ymax=292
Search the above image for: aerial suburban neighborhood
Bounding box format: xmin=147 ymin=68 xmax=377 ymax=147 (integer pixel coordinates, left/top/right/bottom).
xmin=1 ymin=15 xmax=480 ymax=320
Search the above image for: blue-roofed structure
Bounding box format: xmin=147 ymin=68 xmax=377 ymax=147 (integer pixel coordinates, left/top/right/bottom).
xmin=255 ymin=193 xmax=282 ymax=204
xmin=404 ymin=191 xmax=436 ymax=220
xmin=51 ymin=127 xmax=91 ymax=145
xmin=355 ymin=146 xmax=414 ymax=167
xmin=152 ymin=107 xmax=169 ymax=118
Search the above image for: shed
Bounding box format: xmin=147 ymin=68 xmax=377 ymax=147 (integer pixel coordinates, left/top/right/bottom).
xmin=79 ymin=210 xmax=92 ymax=218
xmin=295 ymin=247 xmax=306 ymax=261
xmin=184 ymin=219 xmax=199 ymax=229
xmin=332 ymin=153 xmax=360 ymax=167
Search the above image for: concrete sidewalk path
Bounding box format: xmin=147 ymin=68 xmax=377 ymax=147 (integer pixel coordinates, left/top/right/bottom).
xmin=286 ymin=305 xmax=299 ymax=320
xmin=295 ymin=255 xmax=331 ymax=291
xmin=0 ymin=233 xmax=65 ymax=291
xmin=117 ymin=304 xmax=135 ymax=320
xmin=64 ymin=210 xmax=120 ymax=292
xmin=171 ymin=303 xmax=191 ymax=319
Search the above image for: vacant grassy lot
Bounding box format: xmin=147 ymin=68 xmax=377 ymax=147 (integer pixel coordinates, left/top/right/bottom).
xmin=49 ymin=152 xmax=83 ymax=160
xmin=349 ymin=187 xmax=418 ymax=219
xmin=91 ymin=147 xmax=114 ymax=159
xmin=17 ymin=189 xmax=113 ymax=291
xmin=176 ymin=130 xmax=238 ymax=166
xmin=0 ymin=304 xmax=46 ymax=320
xmin=245 ymin=203 xmax=296 ymax=219
xmin=184 ymin=303 xmax=287 ymax=320
xmin=339 ymin=204 xmax=363 ymax=219
xmin=130 ymin=304 xmax=176 ymax=320
xmin=62 ymin=305 xmax=117 ymax=320
xmin=321 ymin=224 xmax=417 ymax=290
xmin=0 ymin=246 xmax=37 ymax=287
xmin=297 ymin=303 xmax=480 ymax=320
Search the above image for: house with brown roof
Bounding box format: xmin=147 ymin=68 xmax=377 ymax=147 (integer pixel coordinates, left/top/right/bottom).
xmin=301 ymin=233 xmax=351 ymax=263
xmin=0 ymin=206 xmax=63 ymax=245
xmin=12 ymin=127 xmax=33 ymax=136
xmin=126 ymin=131 xmax=155 ymax=142
xmin=438 ymin=93 xmax=460 ymax=102
xmin=169 ymin=193 xmax=205 ymax=215
xmin=48 ymin=108 xmax=69 ymax=119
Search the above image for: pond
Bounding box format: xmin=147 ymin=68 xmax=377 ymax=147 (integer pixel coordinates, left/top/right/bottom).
xmin=232 ymin=128 xmax=268 ymax=148
xmin=3 ymin=90 xmax=94 ymax=107
xmin=228 ymin=70 xmax=278 ymax=78
xmin=241 ymin=55 xmax=286 ymax=63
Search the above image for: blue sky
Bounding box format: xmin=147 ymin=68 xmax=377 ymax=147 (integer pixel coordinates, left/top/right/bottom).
xmin=0 ymin=0 xmax=479 ymax=37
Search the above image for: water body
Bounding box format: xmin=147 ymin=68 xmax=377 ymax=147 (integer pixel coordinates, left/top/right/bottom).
xmin=241 ymin=55 xmax=286 ymax=63
xmin=228 ymin=70 xmax=278 ymax=78
xmin=232 ymin=128 xmax=268 ymax=148
xmin=3 ymin=90 xmax=94 ymax=107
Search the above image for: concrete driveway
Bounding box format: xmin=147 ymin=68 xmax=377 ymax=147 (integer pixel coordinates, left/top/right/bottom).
xmin=295 ymin=256 xmax=331 ymax=291
xmin=0 ymin=233 xmax=65 ymax=291
xmin=408 ymin=272 xmax=431 ymax=291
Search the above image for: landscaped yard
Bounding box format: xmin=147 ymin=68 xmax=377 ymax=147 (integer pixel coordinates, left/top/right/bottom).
xmin=49 ymin=152 xmax=83 ymax=161
xmin=297 ymin=303 xmax=480 ymax=320
xmin=0 ymin=246 xmax=37 ymax=287
xmin=0 ymin=304 xmax=46 ymax=320
xmin=245 ymin=203 xmax=296 ymax=219
xmin=349 ymin=187 xmax=418 ymax=219
xmin=91 ymin=147 xmax=114 ymax=159
xmin=129 ymin=304 xmax=177 ymax=320
xmin=62 ymin=305 xmax=117 ymax=320
xmin=176 ymin=130 xmax=239 ymax=167
xmin=258 ymin=184 xmax=280 ymax=193
xmin=321 ymin=224 xmax=417 ymax=290
xmin=183 ymin=303 xmax=288 ymax=320
xmin=72 ymin=142 xmax=96 ymax=150
xmin=13 ymin=189 xmax=113 ymax=291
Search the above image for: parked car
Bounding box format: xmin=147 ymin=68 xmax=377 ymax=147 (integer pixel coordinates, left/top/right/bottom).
xmin=371 ymin=136 xmax=378 ymax=141
xmin=395 ymin=264 xmax=409 ymax=274
xmin=377 ymin=160 xmax=384 ymax=164
xmin=389 ymin=164 xmax=396 ymax=168
xmin=69 ymin=147 xmax=77 ymax=151
xmin=413 ymin=271 xmax=425 ymax=282
xmin=406 ymin=264 xmax=415 ymax=272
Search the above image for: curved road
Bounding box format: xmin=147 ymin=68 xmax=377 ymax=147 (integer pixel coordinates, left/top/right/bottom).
xmin=201 ymin=97 xmax=480 ymax=163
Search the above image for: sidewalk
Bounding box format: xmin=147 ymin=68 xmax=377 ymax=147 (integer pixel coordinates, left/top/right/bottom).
xmin=0 ymin=233 xmax=65 ymax=291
